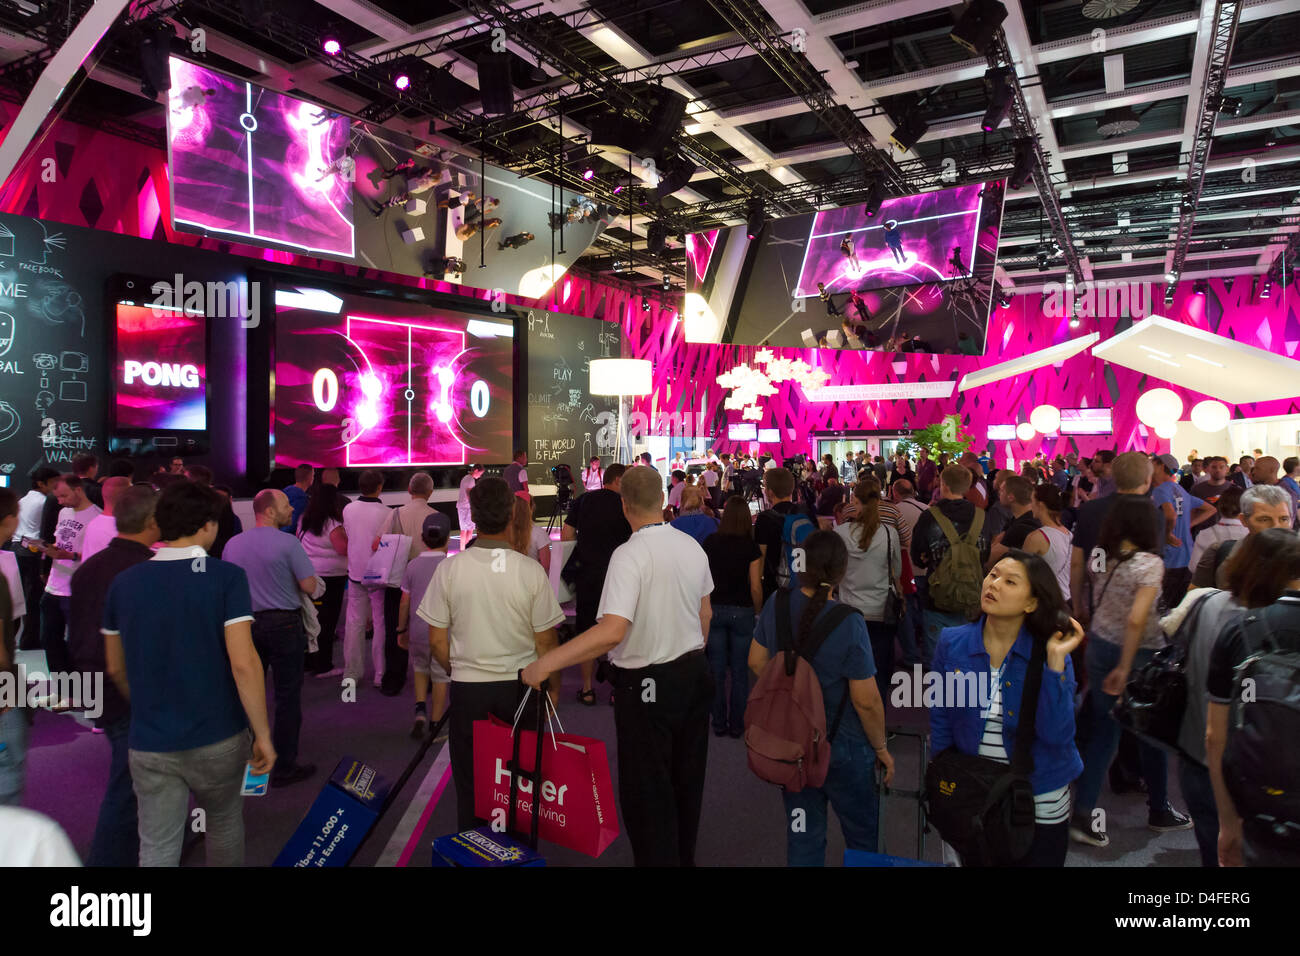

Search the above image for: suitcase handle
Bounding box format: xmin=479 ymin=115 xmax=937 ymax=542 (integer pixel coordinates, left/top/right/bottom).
xmin=507 ymin=677 xmax=550 ymax=851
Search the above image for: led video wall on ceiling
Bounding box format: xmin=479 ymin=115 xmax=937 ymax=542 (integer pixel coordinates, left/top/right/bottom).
xmin=686 ymin=180 xmax=1006 ymax=356
xmin=167 ymin=58 xmax=355 ymax=258
xmin=273 ymin=284 xmax=514 ymax=468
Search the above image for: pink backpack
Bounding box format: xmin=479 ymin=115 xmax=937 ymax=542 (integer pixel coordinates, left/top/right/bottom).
xmin=744 ymin=590 xmax=858 ymax=792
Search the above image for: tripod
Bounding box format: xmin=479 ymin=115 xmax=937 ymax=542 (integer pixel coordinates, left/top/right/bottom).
xmin=546 ymin=484 xmax=573 ymax=535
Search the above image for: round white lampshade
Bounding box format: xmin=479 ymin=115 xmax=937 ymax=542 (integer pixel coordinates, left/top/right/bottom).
xmin=1190 ymin=399 xmax=1230 ymax=433
xmin=1015 ymin=422 xmax=1037 ymax=442
xmin=1135 ymin=388 xmax=1184 ymax=428
xmin=1154 ymin=420 xmax=1178 ymax=440
xmin=590 ymin=359 xmax=652 ymax=397
xmin=1029 ymin=404 xmax=1061 ymax=434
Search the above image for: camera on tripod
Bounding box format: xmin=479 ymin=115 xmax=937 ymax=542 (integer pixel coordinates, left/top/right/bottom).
xmin=552 ymin=463 xmax=574 ymax=504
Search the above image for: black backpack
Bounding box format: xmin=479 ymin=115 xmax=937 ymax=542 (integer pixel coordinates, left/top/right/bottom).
xmin=1223 ymin=611 xmax=1300 ymax=847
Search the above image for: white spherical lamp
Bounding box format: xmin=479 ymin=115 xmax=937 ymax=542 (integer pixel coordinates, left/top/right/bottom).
xmin=1029 ymin=404 xmax=1061 ymax=434
xmin=1189 ymin=399 xmax=1230 ymax=433
xmin=1154 ymin=420 xmax=1178 ymax=440
xmin=1135 ymin=388 xmax=1183 ymax=428
xmin=1015 ymin=422 xmax=1037 ymax=442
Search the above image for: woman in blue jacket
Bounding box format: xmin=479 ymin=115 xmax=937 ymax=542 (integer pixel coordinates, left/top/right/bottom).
xmin=930 ymin=549 xmax=1084 ymax=866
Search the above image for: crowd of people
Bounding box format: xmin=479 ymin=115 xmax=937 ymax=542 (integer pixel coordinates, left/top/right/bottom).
xmin=2 ymin=441 xmax=1298 ymax=868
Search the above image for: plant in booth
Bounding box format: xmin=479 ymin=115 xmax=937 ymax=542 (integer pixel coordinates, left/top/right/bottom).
xmin=896 ymin=418 xmax=974 ymax=461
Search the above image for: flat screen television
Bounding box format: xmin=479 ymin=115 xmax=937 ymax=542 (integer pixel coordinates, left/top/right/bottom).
xmin=727 ymin=422 xmax=758 ymax=442
xmin=1059 ymin=408 xmax=1113 ymax=435
xmin=757 ymin=428 xmax=780 ymax=443
xmin=987 ymin=424 xmax=1017 ymax=440
xmin=112 ymin=300 xmax=208 ymax=431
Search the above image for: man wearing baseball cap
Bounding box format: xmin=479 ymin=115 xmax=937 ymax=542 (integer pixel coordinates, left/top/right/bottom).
xmin=396 ymin=511 xmax=452 ymax=738
xmin=1150 ymin=454 xmax=1215 ymax=611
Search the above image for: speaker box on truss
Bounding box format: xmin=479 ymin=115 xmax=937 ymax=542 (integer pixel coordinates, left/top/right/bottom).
xmin=950 ymin=0 xmax=1007 ymax=56
xmin=476 ymin=52 xmax=514 ymax=116
xmin=588 ymin=113 xmax=650 ymax=155
xmin=637 ymin=88 xmax=688 ymax=159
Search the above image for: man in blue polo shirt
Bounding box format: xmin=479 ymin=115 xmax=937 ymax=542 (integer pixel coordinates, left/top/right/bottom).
xmin=222 ymin=488 xmax=319 ymax=787
xmin=283 ymin=463 xmax=314 ymax=534
xmin=102 ymin=480 xmax=274 ymax=867
xmin=1151 ymin=454 xmax=1215 ymax=611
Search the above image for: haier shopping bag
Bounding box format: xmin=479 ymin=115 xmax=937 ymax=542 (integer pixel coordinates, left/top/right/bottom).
xmin=472 ymin=710 xmax=619 ymax=858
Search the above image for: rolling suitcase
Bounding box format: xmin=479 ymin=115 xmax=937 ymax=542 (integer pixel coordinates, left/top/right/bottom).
xmin=432 ymin=682 xmax=547 ymax=867
xmin=844 ymin=726 xmax=941 ymax=867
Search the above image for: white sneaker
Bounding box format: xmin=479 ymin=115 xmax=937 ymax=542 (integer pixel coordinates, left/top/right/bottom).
xmin=315 ymin=668 xmax=344 ymax=679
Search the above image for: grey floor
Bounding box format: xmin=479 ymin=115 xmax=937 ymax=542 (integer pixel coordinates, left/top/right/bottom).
xmin=19 ymin=646 xmax=1202 ymax=868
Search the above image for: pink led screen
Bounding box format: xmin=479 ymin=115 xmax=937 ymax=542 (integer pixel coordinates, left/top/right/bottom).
xmin=273 ymin=289 xmax=513 ymax=467
xmin=793 ymin=183 xmax=985 ymax=297
xmin=166 ymin=58 xmax=354 ymax=257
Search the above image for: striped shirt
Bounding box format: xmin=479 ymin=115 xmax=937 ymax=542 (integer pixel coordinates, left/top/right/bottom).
xmin=840 ymin=498 xmax=912 ymax=550
xmin=978 ymin=664 xmax=1071 ymax=825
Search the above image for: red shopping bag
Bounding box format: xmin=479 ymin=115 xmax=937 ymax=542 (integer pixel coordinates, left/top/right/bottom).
xmin=473 ymin=714 xmax=619 ymax=858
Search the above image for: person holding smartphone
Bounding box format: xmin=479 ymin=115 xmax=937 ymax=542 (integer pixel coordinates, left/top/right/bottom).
xmin=39 ymin=474 xmax=101 ymax=682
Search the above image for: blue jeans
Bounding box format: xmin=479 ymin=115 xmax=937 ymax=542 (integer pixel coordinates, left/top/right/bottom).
xmin=1179 ymin=758 xmax=1218 ymax=868
xmin=0 ymin=705 xmax=28 ymax=805
xmin=782 ymin=737 xmax=879 ymax=866
xmin=251 ymin=611 xmax=307 ymax=771
xmin=89 ymin=715 xmax=138 ymax=867
xmin=706 ymin=605 xmax=755 ymax=734
xmin=1074 ymin=638 xmax=1169 ymax=815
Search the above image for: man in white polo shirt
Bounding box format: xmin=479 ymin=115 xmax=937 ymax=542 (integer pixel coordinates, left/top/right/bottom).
xmin=419 ymin=476 xmax=564 ymax=832
xmin=524 ymin=466 xmax=713 ymax=866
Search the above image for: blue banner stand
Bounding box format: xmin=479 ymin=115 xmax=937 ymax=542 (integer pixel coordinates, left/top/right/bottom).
xmin=274 ymin=757 xmax=391 ymax=867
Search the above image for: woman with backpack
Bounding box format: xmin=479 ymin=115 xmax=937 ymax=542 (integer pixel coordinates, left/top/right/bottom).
xmin=1160 ymin=529 xmax=1294 ymax=866
xmin=1069 ymin=497 xmax=1193 ymax=848
xmin=928 ymin=550 xmax=1083 ymax=865
xmin=1205 ymin=528 xmax=1300 ymax=867
xmin=749 ymin=530 xmax=894 ymax=866
xmin=834 ymin=477 xmax=903 ymax=707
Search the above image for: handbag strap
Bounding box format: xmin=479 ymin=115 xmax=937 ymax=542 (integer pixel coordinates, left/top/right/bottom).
xmin=1009 ymin=633 xmax=1047 ymax=775
xmin=1090 ymin=550 xmax=1137 ymax=618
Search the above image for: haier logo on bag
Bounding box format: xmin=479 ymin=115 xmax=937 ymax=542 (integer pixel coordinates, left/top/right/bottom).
xmin=123 ymin=360 xmax=201 ymax=389
xmin=495 ymin=758 xmax=569 ymax=805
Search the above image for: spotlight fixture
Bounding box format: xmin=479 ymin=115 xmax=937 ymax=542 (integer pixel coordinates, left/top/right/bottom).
xmin=889 ymin=115 xmax=929 ymax=153
xmin=745 ymin=200 xmax=765 ymax=241
xmin=1009 ymin=138 xmax=1034 ymax=189
xmin=641 ymin=296 xmax=651 ymax=312
xmin=322 ymin=36 xmax=341 ymax=55
xmin=863 ymin=180 xmax=885 ymax=218
xmin=1164 ymin=284 xmax=1176 ymax=307
xmin=582 ymin=167 xmax=595 ymax=180
xmin=1193 ymin=279 xmax=1208 ymax=296
xmin=394 ymin=73 xmax=411 ymax=91
xmin=646 ymin=221 xmax=668 ymax=255
xmin=662 ymin=274 xmax=671 ymax=292
xmin=1036 ymin=252 xmax=1050 ymax=271
xmin=1217 ymin=95 xmax=1242 ymax=116
xmin=1166 ymin=271 xmax=1178 ymax=283
xmin=997 ymin=291 xmax=1013 ymax=309
xmin=1069 ymin=315 xmax=1081 ymax=329
xmin=981 ymin=67 xmax=1013 ymax=132
xmin=1261 ymin=278 xmax=1273 ymax=299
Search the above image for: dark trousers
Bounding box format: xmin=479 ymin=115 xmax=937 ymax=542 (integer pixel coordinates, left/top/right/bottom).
xmin=88 ymin=715 xmax=138 ymax=867
xmin=1160 ymin=566 xmax=1192 ymax=615
xmin=612 ymin=650 xmax=712 ymax=866
xmin=1179 ymin=757 xmax=1219 ymax=868
xmin=39 ymin=592 xmax=72 ymax=675
xmin=1009 ymin=820 xmax=1069 ymax=867
xmin=252 ymin=610 xmax=306 ymax=771
xmin=380 ymin=586 xmax=408 ymax=694
xmin=705 ymin=605 xmax=754 ymax=734
xmin=865 ymin=619 xmax=897 ymax=712
xmin=448 ymin=679 xmax=538 ymax=832
xmin=12 ymin=548 xmax=42 ymax=649
xmin=306 ymin=575 xmax=346 ymax=673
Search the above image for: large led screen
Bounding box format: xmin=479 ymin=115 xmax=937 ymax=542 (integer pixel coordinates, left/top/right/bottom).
xmin=686 ymin=180 xmax=1006 ymax=355
xmin=1059 ymin=408 xmax=1113 ymax=435
xmin=167 ymin=58 xmax=354 ymax=257
xmin=792 ymin=184 xmax=985 ymax=297
xmin=273 ymin=288 xmax=513 ymax=467
xmin=113 ymin=302 xmax=207 ymax=431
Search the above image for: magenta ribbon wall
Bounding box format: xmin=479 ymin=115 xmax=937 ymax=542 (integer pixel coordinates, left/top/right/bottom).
xmin=5 ymin=105 xmax=1298 ymax=461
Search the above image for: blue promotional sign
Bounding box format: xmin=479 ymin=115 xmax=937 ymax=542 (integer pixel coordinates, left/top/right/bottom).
xmin=274 ymin=757 xmax=391 ymax=867
xmin=431 ymin=827 xmax=545 ymax=868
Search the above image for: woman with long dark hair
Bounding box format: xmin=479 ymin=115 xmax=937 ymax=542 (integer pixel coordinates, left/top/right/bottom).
xmin=1070 ymin=495 xmax=1192 ymax=847
xmin=834 ymin=477 xmax=903 ymax=706
xmin=299 ymin=483 xmax=349 ymax=677
xmin=930 ymin=549 xmax=1084 ymax=865
xmin=749 ymin=530 xmax=894 ymax=865
xmin=701 ymin=497 xmax=762 ymax=737
xmin=1021 ymin=483 xmax=1072 ymax=602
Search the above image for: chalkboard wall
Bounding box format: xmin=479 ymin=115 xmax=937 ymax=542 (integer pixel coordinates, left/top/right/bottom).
xmin=519 ymin=307 xmax=621 ymax=499
xmin=0 ymin=212 xmax=252 ymax=489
